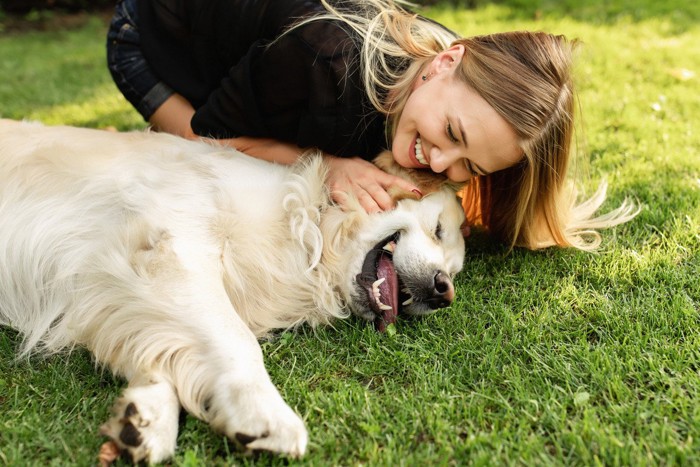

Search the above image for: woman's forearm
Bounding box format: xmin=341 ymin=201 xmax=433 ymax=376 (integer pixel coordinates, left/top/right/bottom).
xmin=218 ymin=136 xmax=303 ymax=165
xmin=149 ymin=93 xmax=304 ymax=164
xmin=148 ymin=93 xmax=197 ymax=138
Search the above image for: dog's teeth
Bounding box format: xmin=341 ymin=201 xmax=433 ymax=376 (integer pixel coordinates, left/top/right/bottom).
xmin=383 ymin=242 xmax=395 ymax=253
xmin=371 ymin=278 xmax=393 ymax=311
xmin=372 ymin=277 xmax=385 ymax=302
xmin=402 ymin=297 xmax=414 ymax=306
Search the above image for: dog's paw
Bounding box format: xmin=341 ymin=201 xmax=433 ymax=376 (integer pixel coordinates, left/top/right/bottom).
xmin=99 ymin=382 xmax=180 ymax=463
xmin=207 ymin=381 xmax=308 ymax=458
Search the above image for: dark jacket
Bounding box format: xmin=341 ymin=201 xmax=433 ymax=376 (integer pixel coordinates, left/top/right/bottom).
xmin=138 ymin=0 xmax=388 ymax=159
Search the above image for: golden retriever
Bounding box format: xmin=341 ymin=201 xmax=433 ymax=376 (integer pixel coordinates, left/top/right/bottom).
xmin=0 ymin=120 xmax=465 ymax=463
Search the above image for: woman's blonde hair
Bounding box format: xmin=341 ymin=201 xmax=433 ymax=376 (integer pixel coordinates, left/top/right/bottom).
xmin=297 ymin=0 xmax=638 ymax=250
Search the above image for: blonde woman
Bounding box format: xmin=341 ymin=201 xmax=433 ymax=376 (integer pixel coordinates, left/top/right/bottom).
xmin=107 ymin=0 xmax=636 ymax=250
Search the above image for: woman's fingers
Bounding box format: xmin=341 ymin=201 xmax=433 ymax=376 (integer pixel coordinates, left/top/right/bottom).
xmin=363 ymin=182 xmax=395 ymax=211
xmin=382 ymin=172 xmax=422 ymax=198
xmin=324 ymin=155 xmax=422 ymax=213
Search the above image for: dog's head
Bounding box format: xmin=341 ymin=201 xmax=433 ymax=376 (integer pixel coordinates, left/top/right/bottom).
xmin=324 ymin=152 xmax=465 ymax=332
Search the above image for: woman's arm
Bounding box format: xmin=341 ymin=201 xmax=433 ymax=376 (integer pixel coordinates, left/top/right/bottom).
xmin=148 ymin=93 xmax=197 ymax=138
xmin=149 ymin=93 xmax=420 ymax=212
xmin=149 ymin=93 xmax=302 ymax=164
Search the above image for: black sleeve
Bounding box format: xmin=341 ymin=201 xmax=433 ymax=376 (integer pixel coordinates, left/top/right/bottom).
xmin=190 ymin=22 xmax=387 ymax=159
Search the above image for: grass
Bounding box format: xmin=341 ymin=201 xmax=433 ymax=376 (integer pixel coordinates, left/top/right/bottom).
xmin=1 ymin=1 xmax=699 ymax=465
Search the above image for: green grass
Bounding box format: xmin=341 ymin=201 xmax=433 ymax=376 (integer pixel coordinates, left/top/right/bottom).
xmin=1 ymin=1 xmax=699 ymax=465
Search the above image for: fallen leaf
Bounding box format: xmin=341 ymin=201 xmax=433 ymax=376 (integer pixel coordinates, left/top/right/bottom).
xmin=574 ymin=391 xmax=591 ymax=407
xmin=98 ymin=441 xmax=120 ymax=467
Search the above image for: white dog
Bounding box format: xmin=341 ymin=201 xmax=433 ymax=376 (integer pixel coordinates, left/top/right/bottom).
xmin=0 ymin=120 xmax=465 ymax=463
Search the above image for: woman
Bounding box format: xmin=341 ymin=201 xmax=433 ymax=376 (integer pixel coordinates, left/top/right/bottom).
xmin=107 ymin=0 xmax=636 ymax=250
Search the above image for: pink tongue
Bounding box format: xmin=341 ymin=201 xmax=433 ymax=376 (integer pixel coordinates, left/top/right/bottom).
xmin=375 ymin=253 xmax=399 ymax=332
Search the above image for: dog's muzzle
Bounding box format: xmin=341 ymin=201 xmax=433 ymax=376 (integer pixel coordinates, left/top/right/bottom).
xmin=356 ymin=234 xmax=455 ymax=332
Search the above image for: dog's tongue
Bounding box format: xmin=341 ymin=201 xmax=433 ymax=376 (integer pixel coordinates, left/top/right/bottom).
xmin=374 ymin=252 xmax=399 ymax=332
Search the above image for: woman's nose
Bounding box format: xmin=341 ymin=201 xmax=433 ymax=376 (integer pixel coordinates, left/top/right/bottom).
xmin=429 ymin=146 xmax=448 ymax=172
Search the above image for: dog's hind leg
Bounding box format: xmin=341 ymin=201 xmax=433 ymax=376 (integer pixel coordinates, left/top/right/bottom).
xmin=99 ymin=376 xmax=180 ymax=463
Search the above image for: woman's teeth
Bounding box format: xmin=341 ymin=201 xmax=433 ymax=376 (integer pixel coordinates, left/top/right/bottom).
xmin=415 ymin=137 xmax=428 ymax=166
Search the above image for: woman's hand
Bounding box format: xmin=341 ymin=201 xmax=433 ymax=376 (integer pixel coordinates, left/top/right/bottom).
xmin=323 ymin=155 xmax=421 ymax=213
xmin=224 ymin=144 xmax=419 ymax=213
xmin=197 ymin=134 xmax=420 ymax=213
xmin=201 ymin=136 xmax=421 ymax=214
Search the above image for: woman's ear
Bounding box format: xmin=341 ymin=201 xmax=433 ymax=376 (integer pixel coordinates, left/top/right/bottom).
xmin=431 ymin=44 xmax=466 ymax=75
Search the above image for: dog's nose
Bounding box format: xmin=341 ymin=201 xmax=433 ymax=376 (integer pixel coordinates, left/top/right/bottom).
xmin=427 ymin=271 xmax=454 ymax=309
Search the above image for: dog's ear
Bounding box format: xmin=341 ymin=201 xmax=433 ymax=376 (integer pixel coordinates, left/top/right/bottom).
xmin=373 ymin=151 xmax=459 ymax=201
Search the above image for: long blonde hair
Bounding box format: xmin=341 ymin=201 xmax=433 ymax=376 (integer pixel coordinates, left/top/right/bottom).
xmin=296 ymin=0 xmax=638 ymax=250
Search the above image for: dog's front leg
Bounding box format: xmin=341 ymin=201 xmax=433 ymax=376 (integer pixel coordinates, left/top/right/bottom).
xmin=185 ymin=288 xmax=308 ymax=458
xmin=199 ymin=321 xmax=308 ymax=457
xmin=93 ymin=238 xmax=308 ymax=461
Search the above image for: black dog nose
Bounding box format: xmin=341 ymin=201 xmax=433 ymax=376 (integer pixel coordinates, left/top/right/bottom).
xmin=427 ymin=271 xmax=454 ymax=309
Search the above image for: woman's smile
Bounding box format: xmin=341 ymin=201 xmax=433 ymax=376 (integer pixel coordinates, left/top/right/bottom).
xmin=413 ymin=135 xmax=429 ymax=167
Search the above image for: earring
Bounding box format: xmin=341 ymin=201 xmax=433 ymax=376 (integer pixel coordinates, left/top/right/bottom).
xmin=421 ymin=72 xmax=434 ymax=81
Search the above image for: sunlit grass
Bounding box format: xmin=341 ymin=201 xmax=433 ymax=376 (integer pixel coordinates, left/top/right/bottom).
xmin=0 ymin=16 xmax=144 ymax=130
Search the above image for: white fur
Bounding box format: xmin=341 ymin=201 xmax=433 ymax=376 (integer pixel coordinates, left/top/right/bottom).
xmin=0 ymin=120 xmax=465 ymax=462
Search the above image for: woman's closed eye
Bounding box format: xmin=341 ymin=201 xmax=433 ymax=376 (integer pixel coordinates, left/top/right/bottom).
xmin=446 ymin=121 xmax=479 ymax=177
xmin=446 ymin=122 xmax=459 ymax=143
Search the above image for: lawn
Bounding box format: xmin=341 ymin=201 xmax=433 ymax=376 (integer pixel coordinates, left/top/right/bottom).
xmin=1 ymin=1 xmax=699 ymax=465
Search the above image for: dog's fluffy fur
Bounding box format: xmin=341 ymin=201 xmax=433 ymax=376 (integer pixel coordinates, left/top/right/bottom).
xmin=0 ymin=120 xmax=465 ymax=462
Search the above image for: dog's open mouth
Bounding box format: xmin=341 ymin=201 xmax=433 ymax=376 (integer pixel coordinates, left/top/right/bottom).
xmin=355 ymin=233 xmax=410 ymax=332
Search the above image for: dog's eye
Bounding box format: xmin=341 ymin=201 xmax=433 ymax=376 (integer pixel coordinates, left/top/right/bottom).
xmin=435 ymin=222 xmax=443 ymax=240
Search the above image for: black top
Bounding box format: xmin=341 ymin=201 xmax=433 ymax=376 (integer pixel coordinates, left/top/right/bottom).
xmin=138 ymin=0 xmax=388 ymax=159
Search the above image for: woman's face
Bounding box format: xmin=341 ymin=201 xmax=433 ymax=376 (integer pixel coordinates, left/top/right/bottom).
xmin=392 ymin=47 xmax=522 ymax=182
